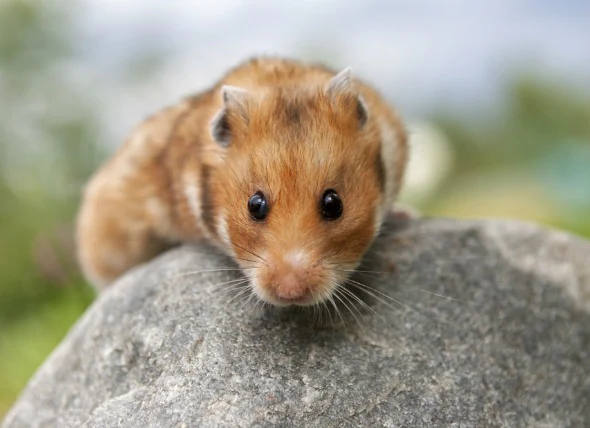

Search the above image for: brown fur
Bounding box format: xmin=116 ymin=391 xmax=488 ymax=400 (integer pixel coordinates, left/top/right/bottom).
xmin=76 ymin=56 xmax=408 ymax=305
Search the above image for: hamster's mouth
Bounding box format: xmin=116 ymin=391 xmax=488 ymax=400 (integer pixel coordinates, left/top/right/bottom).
xmin=273 ymin=295 xmax=313 ymax=306
xmin=265 ymin=293 xmax=316 ymax=307
xmin=247 ymin=264 xmax=339 ymax=307
xmin=260 ymin=286 xmax=332 ymax=307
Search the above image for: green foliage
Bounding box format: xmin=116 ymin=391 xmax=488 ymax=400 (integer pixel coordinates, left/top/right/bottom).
xmin=428 ymin=75 xmax=590 ymax=237
xmin=0 ymin=283 xmax=94 ymax=416
xmin=0 ymin=0 xmax=100 ymax=414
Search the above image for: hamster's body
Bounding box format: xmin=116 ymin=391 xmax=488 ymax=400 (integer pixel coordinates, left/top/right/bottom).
xmin=76 ymin=57 xmax=408 ymax=306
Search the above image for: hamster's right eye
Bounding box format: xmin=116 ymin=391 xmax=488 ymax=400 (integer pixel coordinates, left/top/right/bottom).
xmin=248 ymin=191 xmax=269 ymax=221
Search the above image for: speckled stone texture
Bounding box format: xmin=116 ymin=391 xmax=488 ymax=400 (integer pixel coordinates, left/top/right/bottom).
xmin=3 ymin=218 xmax=590 ymax=427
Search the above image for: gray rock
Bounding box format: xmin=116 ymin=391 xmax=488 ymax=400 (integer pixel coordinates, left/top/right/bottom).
xmin=3 ymin=218 xmax=590 ymax=428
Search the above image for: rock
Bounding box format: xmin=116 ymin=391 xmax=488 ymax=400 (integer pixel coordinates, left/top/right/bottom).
xmin=3 ymin=218 xmax=590 ymax=427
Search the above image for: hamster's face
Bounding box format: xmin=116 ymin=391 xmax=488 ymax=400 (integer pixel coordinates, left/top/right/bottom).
xmin=224 ymin=139 xmax=384 ymax=306
xmin=210 ymin=71 xmax=391 ymax=306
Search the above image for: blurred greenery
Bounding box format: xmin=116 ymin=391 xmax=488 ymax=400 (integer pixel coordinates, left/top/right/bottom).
xmin=0 ymin=0 xmax=100 ymax=416
xmin=0 ymin=0 xmax=589 ymax=419
xmin=424 ymin=76 xmax=590 ymax=236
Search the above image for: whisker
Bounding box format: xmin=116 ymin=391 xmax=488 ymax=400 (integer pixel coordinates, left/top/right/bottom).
xmin=315 ymin=303 xmax=323 ymax=326
xmin=334 ymin=269 xmax=388 ymax=274
xmin=212 ymin=281 xmax=250 ymax=296
xmin=323 ymin=298 xmax=335 ymax=327
xmin=344 ymin=278 xmax=450 ymax=326
xmin=315 ymin=302 xmax=323 ymax=327
xmin=339 ymin=279 xmax=404 ymax=315
xmin=212 ymin=287 xmax=250 ymax=301
xmin=317 ymin=304 xmax=324 ymax=327
xmin=226 ymin=286 xmax=252 ymax=305
xmin=209 ymin=276 xmax=249 ymax=287
xmin=328 ymin=295 xmax=346 ymax=328
xmin=256 ymin=296 xmax=269 ymax=313
xmin=323 ymin=279 xmax=342 ymax=327
xmin=230 ymin=241 xmax=268 ymax=266
xmin=230 ymin=256 xmax=262 ymax=265
xmin=313 ymin=247 xmax=341 ymax=267
xmin=239 ymin=287 xmax=257 ymax=310
xmin=330 ymin=269 xmax=383 ymax=282
xmin=179 ymin=247 xmax=261 ymax=265
xmin=333 ymin=288 xmax=364 ymax=332
xmin=344 ymin=277 xmax=412 ymax=310
xmin=174 ymin=267 xmax=257 ymax=278
xmin=416 ymin=288 xmax=472 ymax=304
xmin=227 ymin=258 xmax=260 ymax=265
xmin=209 ymin=278 xmax=250 ymax=294
xmin=313 ymin=293 xmax=330 ymax=327
xmin=215 ymin=287 xmax=250 ymax=300
xmin=306 ymin=305 xmax=315 ymax=325
xmin=233 ymin=292 xmax=253 ymax=309
xmin=338 ymin=285 xmax=392 ymax=329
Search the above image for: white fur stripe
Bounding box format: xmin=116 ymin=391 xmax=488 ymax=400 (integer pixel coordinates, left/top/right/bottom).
xmin=216 ymin=210 xmax=236 ymax=257
xmin=182 ymin=171 xmax=211 ymax=238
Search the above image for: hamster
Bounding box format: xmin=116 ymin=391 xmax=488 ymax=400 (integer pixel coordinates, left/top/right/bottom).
xmin=76 ymin=56 xmax=409 ymax=306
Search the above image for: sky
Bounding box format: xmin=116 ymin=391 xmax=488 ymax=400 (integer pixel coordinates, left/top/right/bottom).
xmin=73 ymin=0 xmax=590 ymax=144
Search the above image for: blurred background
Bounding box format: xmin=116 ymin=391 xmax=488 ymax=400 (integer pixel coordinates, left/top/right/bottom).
xmin=1 ymin=0 xmax=589 ymax=415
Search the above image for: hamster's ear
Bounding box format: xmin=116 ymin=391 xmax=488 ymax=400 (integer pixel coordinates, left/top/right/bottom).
xmin=210 ymin=85 xmax=251 ymax=147
xmin=326 ymin=67 xmax=368 ymax=128
xmin=326 ymin=67 xmax=355 ymax=98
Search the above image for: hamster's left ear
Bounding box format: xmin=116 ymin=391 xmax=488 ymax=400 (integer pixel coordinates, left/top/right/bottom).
xmin=326 ymin=67 xmax=368 ymax=128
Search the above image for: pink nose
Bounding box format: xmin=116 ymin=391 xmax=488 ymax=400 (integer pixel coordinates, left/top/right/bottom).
xmin=275 ymin=272 xmax=307 ymax=301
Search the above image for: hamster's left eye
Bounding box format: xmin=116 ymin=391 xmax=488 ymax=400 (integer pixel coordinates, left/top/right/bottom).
xmin=248 ymin=191 xmax=269 ymax=221
xmin=320 ymin=189 xmax=343 ymax=220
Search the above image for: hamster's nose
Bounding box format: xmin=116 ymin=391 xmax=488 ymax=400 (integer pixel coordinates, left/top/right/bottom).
xmin=275 ymin=271 xmax=308 ymax=301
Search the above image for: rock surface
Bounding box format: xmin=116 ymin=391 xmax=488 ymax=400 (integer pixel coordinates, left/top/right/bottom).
xmin=3 ymin=218 xmax=590 ymax=427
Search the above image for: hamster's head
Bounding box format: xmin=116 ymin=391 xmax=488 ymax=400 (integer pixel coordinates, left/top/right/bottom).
xmin=208 ymin=68 xmax=402 ymax=307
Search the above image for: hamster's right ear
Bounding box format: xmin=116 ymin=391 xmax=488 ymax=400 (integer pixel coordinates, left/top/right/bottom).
xmin=210 ymin=85 xmax=251 ymax=147
xmin=326 ymin=68 xmax=369 ymax=128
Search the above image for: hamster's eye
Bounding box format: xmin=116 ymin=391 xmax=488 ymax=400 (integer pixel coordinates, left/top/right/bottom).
xmin=248 ymin=191 xmax=269 ymax=221
xmin=320 ymin=189 xmax=343 ymax=220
